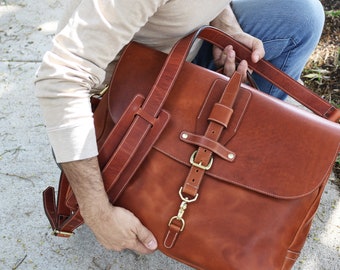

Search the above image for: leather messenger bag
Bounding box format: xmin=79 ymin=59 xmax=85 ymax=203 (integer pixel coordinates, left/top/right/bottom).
xmin=43 ymin=26 xmax=340 ymax=270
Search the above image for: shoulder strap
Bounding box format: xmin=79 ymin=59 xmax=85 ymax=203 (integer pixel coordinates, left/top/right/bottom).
xmin=196 ymin=26 xmax=340 ymax=122
xmin=131 ymin=25 xmax=340 ymax=122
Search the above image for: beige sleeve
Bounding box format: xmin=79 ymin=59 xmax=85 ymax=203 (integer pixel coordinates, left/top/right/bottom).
xmin=35 ymin=0 xmax=167 ymax=162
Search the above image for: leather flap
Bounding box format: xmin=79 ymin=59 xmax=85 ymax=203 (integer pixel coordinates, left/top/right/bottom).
xmin=108 ymin=42 xmax=340 ymax=200
xmin=155 ymin=85 xmax=340 ymax=199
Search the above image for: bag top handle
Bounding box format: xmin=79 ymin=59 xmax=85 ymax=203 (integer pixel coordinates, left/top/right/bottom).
xmin=143 ymin=26 xmax=340 ymax=123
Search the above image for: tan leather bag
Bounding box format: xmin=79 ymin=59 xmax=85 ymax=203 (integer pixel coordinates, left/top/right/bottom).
xmin=43 ymin=27 xmax=340 ymax=270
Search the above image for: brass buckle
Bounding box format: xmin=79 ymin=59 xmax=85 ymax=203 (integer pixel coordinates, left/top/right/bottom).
xmin=52 ymin=229 xmax=74 ymax=237
xmin=91 ymin=84 xmax=109 ymax=99
xmin=190 ymin=150 xmax=213 ymax=170
xmin=98 ymin=84 xmax=109 ymax=97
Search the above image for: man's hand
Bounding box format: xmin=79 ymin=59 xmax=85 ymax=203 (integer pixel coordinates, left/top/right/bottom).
xmin=61 ymin=157 xmax=157 ymax=254
xmin=84 ymin=203 xmax=157 ymax=254
xmin=211 ymin=5 xmax=265 ymax=80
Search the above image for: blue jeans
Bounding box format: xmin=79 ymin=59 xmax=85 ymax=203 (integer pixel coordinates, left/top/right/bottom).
xmin=193 ymin=0 xmax=325 ymax=100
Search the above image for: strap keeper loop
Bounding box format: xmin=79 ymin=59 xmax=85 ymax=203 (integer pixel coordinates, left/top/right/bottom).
xmin=208 ymin=103 xmax=233 ymax=128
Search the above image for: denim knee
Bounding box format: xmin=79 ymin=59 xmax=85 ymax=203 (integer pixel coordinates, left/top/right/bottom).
xmin=289 ymin=0 xmax=325 ymax=47
xmin=232 ymin=0 xmax=325 ymax=99
xmin=232 ymin=0 xmax=324 ymax=49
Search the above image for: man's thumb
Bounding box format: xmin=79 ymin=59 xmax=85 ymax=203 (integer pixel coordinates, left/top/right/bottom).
xmin=137 ymin=225 xmax=158 ymax=250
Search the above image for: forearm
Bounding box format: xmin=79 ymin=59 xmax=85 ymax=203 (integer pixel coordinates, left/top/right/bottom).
xmin=210 ymin=4 xmax=243 ymax=36
xmin=210 ymin=4 xmax=265 ymax=64
xmin=61 ymin=156 xmax=110 ymax=222
xmin=60 ymin=156 xmax=157 ymax=253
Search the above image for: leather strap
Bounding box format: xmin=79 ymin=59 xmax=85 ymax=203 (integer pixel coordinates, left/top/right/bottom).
xmin=183 ymin=74 xmax=242 ymax=197
xmin=165 ymin=72 xmax=242 ymax=247
xmin=179 ymin=131 xmax=236 ymax=161
xmin=196 ymin=27 xmax=340 ymax=122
